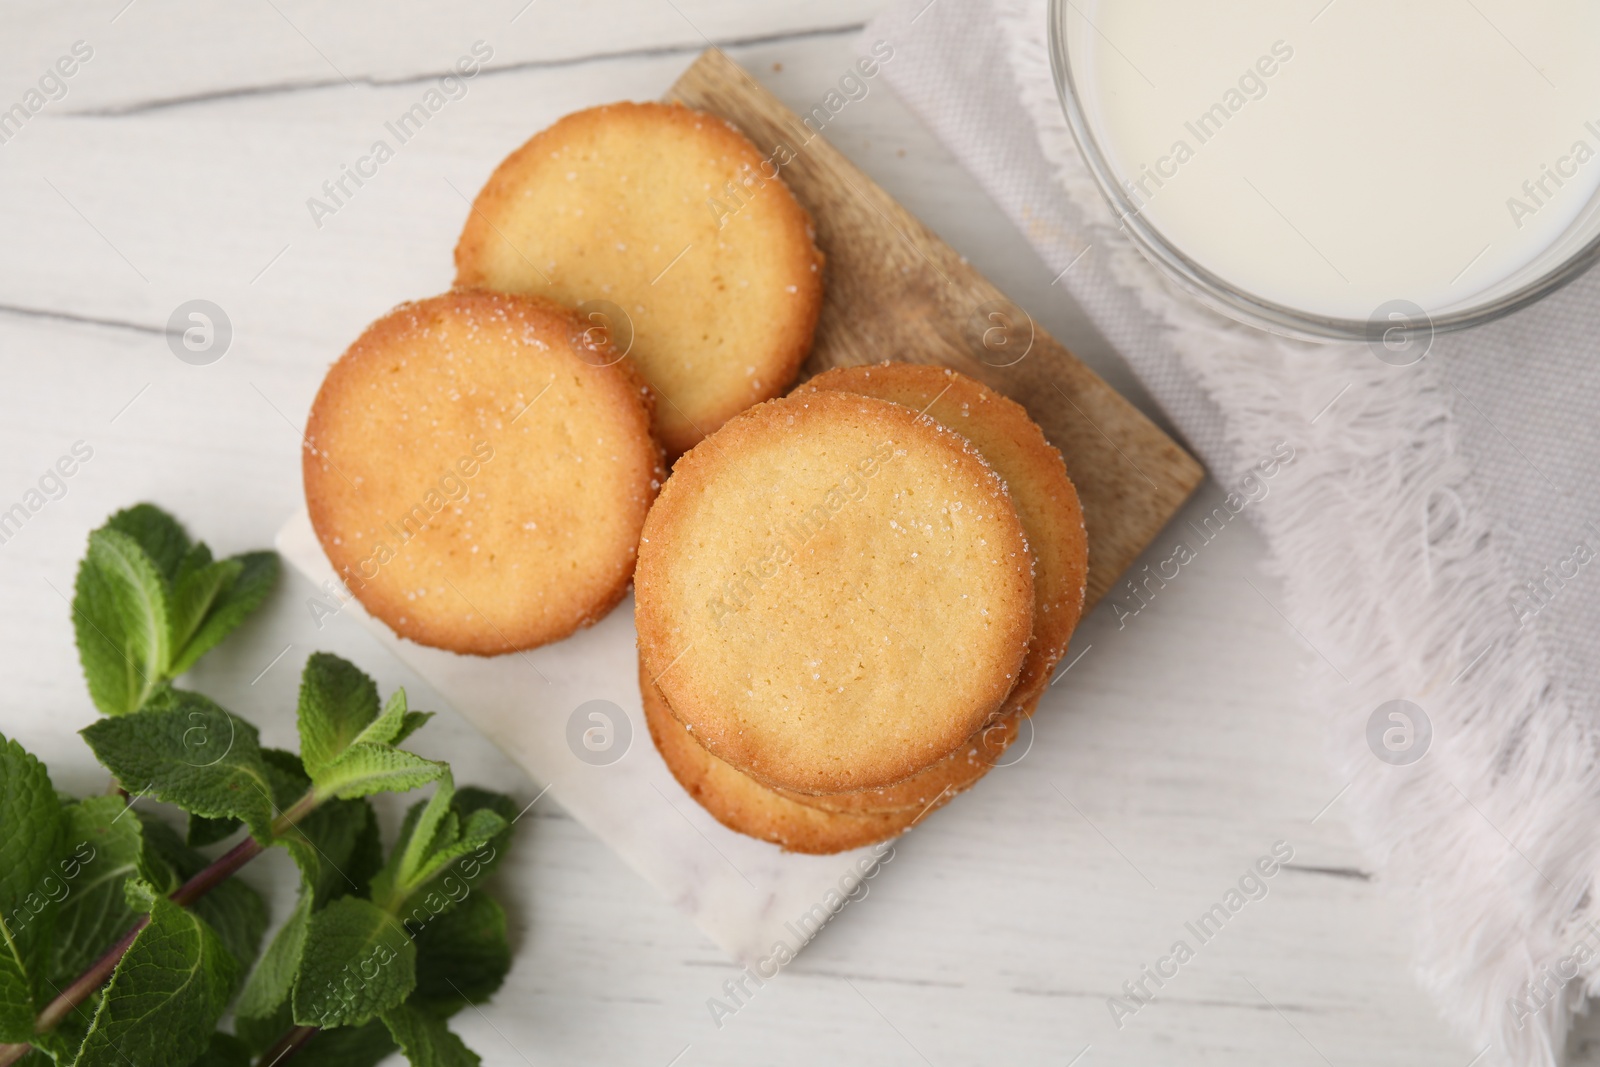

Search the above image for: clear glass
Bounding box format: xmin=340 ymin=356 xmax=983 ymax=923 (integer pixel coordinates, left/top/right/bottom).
xmin=1047 ymin=0 xmax=1600 ymax=342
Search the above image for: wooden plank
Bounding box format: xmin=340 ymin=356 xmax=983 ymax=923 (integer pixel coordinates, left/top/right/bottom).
xmin=8 ymin=1 xmax=871 ymax=114
xmin=667 ymin=49 xmax=1203 ymax=609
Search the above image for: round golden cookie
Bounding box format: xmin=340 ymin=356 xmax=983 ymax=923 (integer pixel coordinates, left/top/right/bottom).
xmin=797 ymin=362 xmax=1089 ymax=720
xmin=304 ymin=289 xmax=664 ymax=655
xmin=634 ymin=389 xmax=1035 ymax=795
xmin=779 ymin=363 xmax=1086 ymax=814
xmin=453 ymin=101 xmax=825 ymax=457
xmin=640 ymin=657 xmax=940 ymax=854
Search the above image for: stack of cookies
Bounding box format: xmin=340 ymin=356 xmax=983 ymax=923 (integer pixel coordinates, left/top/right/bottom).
xmin=301 ymin=98 xmax=1087 ymax=855
xmin=635 ymin=364 xmax=1087 ymax=853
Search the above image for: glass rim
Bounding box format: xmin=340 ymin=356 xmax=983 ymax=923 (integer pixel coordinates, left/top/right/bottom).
xmin=1045 ymin=0 xmax=1600 ymax=343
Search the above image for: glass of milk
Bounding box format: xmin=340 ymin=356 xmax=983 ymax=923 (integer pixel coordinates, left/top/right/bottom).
xmin=1049 ymin=0 xmax=1600 ymax=341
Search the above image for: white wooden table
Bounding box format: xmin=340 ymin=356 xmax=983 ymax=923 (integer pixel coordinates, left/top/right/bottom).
xmin=0 ymin=2 xmax=1518 ymax=1063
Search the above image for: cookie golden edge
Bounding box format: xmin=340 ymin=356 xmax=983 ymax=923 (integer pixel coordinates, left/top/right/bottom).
xmin=635 ymin=390 xmax=1035 ymax=794
xmin=797 ymin=360 xmax=1089 ymax=717
xmin=773 ymin=362 xmax=1082 ymax=814
xmin=766 ymin=683 xmax=1041 ymax=814
xmin=303 ymin=288 xmax=665 ymax=656
xmin=452 ymin=100 xmax=826 ymax=457
xmin=639 ymin=656 xmax=948 ymax=854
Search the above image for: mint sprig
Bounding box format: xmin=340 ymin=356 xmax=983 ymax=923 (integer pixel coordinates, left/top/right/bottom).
xmin=72 ymin=505 xmax=280 ymax=717
xmin=297 ymin=654 xmax=442 ymax=801
xmin=370 ymin=775 xmax=509 ymax=921
xmin=0 ymin=504 xmax=519 ymax=1067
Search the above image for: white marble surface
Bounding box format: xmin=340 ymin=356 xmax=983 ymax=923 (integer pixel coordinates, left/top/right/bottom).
xmin=0 ymin=1 xmax=1546 ymax=1064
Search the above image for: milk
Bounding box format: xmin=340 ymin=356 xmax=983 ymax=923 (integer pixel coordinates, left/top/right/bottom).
xmin=1065 ymin=0 xmax=1600 ymax=322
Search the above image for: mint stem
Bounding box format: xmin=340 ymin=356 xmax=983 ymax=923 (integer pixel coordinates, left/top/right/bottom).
xmin=253 ymin=1023 xmax=320 ymax=1067
xmin=0 ymin=789 xmax=323 ymax=1067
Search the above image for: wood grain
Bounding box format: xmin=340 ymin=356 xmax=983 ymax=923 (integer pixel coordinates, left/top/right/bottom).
xmin=667 ymin=49 xmax=1202 ymax=610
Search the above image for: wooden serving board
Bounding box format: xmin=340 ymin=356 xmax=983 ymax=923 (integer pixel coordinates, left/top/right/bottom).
xmin=667 ymin=51 xmax=1202 ymax=610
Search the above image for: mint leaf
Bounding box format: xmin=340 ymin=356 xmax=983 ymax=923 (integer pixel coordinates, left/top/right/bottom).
xmin=412 ymin=893 xmax=511 ymax=1017
xmin=389 ymin=774 xmax=456 ymax=898
xmin=313 ymin=746 xmax=442 ymax=802
xmin=369 ymin=779 xmax=451 ymax=912
xmin=260 ymin=747 xmax=314 ymax=808
xmin=374 ymin=781 xmax=510 ymax=919
xmin=285 ymin=798 xmax=382 ymax=908
xmin=185 ymin=727 xmax=304 ymax=847
xmin=336 ymin=690 xmax=433 ymax=761
xmin=71 ymin=880 xmax=239 ymax=1067
xmin=0 ymin=734 xmax=68 ymax=1041
xmin=411 ymin=787 xmax=515 ymax=907
xmin=395 ymin=823 xmax=504 ymax=937
xmin=187 ymin=744 xmax=306 ymax=844
xmin=452 ymin=787 xmax=517 ymax=827
xmin=49 ymin=796 xmax=144 ymax=986
xmin=132 ymin=812 xmax=188 ymax=897
xmin=442 ymin=789 xmax=515 ymax=861
xmin=81 ymin=693 xmax=276 ymax=841
xmin=11 ymin=1050 xmax=51 ymax=1067
xmin=233 ymin=891 xmax=310 ymax=1049
xmin=185 ymin=813 xmax=240 ymax=848
xmin=167 ymin=552 xmax=278 ymax=678
xmin=188 ymin=1031 xmax=251 ymax=1067
xmin=351 ymin=689 xmax=411 ymax=749
xmin=379 ymin=1003 xmax=481 ymax=1067
xmin=298 ymin=654 xmax=380 ymax=778
xmin=290 ymin=1020 xmax=396 ymax=1067
xmin=171 ymin=541 xmax=213 ymax=589
xmin=269 ymin=790 xmax=383 ymax=1011
xmin=72 ymin=528 xmax=171 ymax=717
xmin=167 ymin=555 xmax=242 ymax=673
xmin=105 ymin=504 xmax=190 ymax=581
xmin=291 ymin=897 xmax=416 ymax=1028
xmin=411 ymin=808 xmax=508 ymax=897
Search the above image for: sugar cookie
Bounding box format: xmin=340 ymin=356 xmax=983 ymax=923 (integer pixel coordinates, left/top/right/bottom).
xmin=635 ymin=390 xmax=1033 ymax=794
xmin=454 ymin=101 xmax=823 ymax=456
xmin=304 ymin=289 xmax=663 ymax=654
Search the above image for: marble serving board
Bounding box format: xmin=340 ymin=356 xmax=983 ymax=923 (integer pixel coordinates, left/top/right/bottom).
xmin=277 ymin=48 xmax=1200 ymax=965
